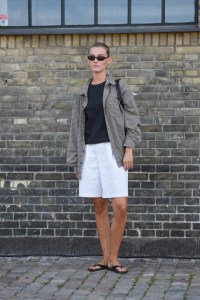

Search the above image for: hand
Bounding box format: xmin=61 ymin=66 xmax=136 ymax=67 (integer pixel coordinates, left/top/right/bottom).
xmin=123 ymin=147 xmax=134 ymax=171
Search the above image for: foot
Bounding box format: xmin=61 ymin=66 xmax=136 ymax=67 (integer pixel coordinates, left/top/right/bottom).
xmin=108 ymin=259 xmax=128 ymax=274
xmin=88 ymin=263 xmax=108 ymax=272
xmin=108 ymin=264 xmax=128 ymax=274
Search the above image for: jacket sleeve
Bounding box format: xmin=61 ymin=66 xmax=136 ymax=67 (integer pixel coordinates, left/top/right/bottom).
xmin=66 ymin=95 xmax=79 ymax=174
xmin=120 ymin=81 xmax=142 ymax=149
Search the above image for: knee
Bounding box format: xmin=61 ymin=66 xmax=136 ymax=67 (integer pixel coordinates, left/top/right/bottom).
xmin=114 ymin=203 xmax=127 ymax=219
xmin=93 ymin=200 xmax=108 ymax=215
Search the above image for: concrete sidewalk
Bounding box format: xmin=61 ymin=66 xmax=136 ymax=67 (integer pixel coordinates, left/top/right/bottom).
xmin=0 ymin=256 xmax=200 ymax=300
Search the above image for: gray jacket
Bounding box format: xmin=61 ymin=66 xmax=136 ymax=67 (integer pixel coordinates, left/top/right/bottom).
xmin=67 ymin=74 xmax=141 ymax=177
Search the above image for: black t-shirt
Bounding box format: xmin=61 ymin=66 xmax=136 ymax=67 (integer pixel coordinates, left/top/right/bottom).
xmin=84 ymin=81 xmax=110 ymax=144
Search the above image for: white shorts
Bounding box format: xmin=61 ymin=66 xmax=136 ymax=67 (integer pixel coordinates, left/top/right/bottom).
xmin=79 ymin=142 xmax=128 ymax=198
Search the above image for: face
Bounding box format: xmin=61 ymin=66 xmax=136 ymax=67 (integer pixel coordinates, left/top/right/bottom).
xmin=87 ymin=47 xmax=112 ymax=74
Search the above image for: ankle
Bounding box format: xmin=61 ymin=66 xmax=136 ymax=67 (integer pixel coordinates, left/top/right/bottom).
xmin=102 ymin=256 xmax=109 ymax=263
xmin=109 ymin=257 xmax=120 ymax=266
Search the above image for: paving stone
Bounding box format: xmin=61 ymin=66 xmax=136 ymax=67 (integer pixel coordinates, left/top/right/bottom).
xmin=0 ymin=257 xmax=200 ymax=299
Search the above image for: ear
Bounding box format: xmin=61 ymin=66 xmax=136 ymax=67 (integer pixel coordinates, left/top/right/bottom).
xmin=107 ymin=57 xmax=112 ymax=64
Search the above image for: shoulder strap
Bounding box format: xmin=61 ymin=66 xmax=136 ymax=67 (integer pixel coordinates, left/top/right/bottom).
xmin=115 ymin=79 xmax=124 ymax=109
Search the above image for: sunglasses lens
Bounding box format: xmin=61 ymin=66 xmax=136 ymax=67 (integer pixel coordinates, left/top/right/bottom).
xmin=97 ymin=56 xmax=106 ymax=61
xmin=87 ymin=55 xmax=108 ymax=61
xmin=88 ymin=55 xmax=95 ymax=61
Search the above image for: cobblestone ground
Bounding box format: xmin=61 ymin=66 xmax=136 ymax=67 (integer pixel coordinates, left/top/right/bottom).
xmin=0 ymin=257 xmax=200 ymax=300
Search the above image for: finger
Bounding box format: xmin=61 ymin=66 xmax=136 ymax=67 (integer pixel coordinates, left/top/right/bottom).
xmin=123 ymin=162 xmax=128 ymax=171
xmin=125 ymin=163 xmax=130 ymax=171
xmin=127 ymin=162 xmax=133 ymax=170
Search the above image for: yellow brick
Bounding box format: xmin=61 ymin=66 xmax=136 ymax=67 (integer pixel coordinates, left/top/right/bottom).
xmin=128 ymin=34 xmax=136 ymax=46
xmin=32 ymin=35 xmax=39 ymax=48
xmin=72 ymin=34 xmax=80 ymax=47
xmin=7 ymin=78 xmax=32 ymax=86
xmin=160 ymin=33 xmax=167 ymax=46
xmin=110 ymin=62 xmax=130 ymax=70
xmin=120 ymin=34 xmax=128 ymax=46
xmin=40 ymin=79 xmax=60 ymax=86
xmin=127 ymin=77 xmax=146 ymax=85
xmin=176 ymin=33 xmax=183 ymax=46
xmin=130 ymin=85 xmax=140 ymax=93
xmin=33 ymin=48 xmax=61 ymax=55
xmin=184 ymin=70 xmax=199 ymax=77
xmin=24 ymin=35 xmax=31 ymax=48
xmin=64 ymin=35 xmax=72 ymax=47
xmin=16 ymin=36 xmax=23 ymax=48
xmin=6 ymin=49 xmax=27 ymax=57
xmin=171 ymin=70 xmax=183 ymax=77
xmin=56 ymin=35 xmax=64 ymax=47
xmin=80 ymin=35 xmax=87 ymax=46
xmin=88 ymin=34 xmax=96 ymax=46
xmin=14 ymin=118 xmax=28 ymax=125
xmin=183 ymin=33 xmax=190 ymax=45
xmin=169 ymin=54 xmax=184 ymax=61
xmin=96 ymin=34 xmax=104 ymax=43
xmin=111 ymin=70 xmax=125 ymax=77
xmin=69 ymin=56 xmax=82 ymax=63
xmin=113 ymin=34 xmax=120 ymax=46
xmin=145 ymin=46 xmax=174 ymax=54
xmin=112 ymin=55 xmax=125 ymax=62
xmin=181 ymin=77 xmax=200 ymax=85
xmin=152 ymin=33 xmax=159 ymax=46
xmin=48 ymin=35 xmax=56 ymax=47
xmin=144 ymin=33 xmax=152 ymax=46
xmin=176 ymin=46 xmax=200 ymax=53
xmin=8 ymin=36 xmax=15 ymax=48
xmin=40 ymin=35 xmax=47 ymax=48
xmin=0 ymin=36 xmax=7 ymax=48
xmin=136 ymin=34 xmax=144 ymax=45
xmin=191 ymin=32 xmax=198 ymax=45
xmin=105 ymin=34 xmax=112 ymax=46
xmin=167 ymin=33 xmax=175 ymax=46
xmin=0 ymin=49 xmax=5 ymax=56
xmin=155 ymin=54 xmax=170 ymax=61
xmin=14 ymin=71 xmax=28 ymax=78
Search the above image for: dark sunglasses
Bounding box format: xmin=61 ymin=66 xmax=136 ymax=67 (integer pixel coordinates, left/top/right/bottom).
xmin=87 ymin=55 xmax=109 ymax=61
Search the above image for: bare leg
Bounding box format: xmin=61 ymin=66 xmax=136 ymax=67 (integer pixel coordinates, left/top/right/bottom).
xmin=109 ymin=197 xmax=127 ymax=272
xmin=88 ymin=197 xmax=110 ymax=271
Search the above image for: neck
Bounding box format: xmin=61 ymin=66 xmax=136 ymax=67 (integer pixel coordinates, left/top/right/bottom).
xmin=92 ymin=73 xmax=106 ymax=85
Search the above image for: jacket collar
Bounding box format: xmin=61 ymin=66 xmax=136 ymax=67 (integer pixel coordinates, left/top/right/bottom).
xmin=77 ymin=73 xmax=116 ymax=96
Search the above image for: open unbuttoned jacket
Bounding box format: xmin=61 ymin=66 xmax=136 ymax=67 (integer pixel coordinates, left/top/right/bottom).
xmin=67 ymin=74 xmax=142 ymax=178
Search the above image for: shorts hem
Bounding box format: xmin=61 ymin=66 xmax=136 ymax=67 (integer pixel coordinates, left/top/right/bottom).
xmin=103 ymin=195 xmax=128 ymax=198
xmin=79 ymin=194 xmax=128 ymax=198
xmin=79 ymin=194 xmax=101 ymax=198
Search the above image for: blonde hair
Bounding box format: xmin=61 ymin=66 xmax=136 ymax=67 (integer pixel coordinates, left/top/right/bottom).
xmin=89 ymin=42 xmax=110 ymax=57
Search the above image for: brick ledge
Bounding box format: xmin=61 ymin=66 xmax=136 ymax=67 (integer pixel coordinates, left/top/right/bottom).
xmin=0 ymin=237 xmax=199 ymax=258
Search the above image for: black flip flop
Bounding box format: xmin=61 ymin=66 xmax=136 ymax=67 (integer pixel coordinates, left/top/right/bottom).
xmin=108 ymin=265 xmax=128 ymax=274
xmin=88 ymin=263 xmax=108 ymax=272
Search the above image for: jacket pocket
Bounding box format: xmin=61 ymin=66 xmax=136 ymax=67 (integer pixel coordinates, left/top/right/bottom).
xmin=108 ymin=97 xmax=121 ymax=117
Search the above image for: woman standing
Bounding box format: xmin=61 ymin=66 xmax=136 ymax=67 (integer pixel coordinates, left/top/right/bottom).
xmin=67 ymin=42 xmax=141 ymax=274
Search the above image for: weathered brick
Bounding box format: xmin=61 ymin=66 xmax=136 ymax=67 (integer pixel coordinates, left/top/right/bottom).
xmin=171 ymin=231 xmax=184 ymax=237
xmin=27 ymin=229 xmax=40 ymax=235
xmin=0 ymin=32 xmax=199 ymax=250
xmin=0 ymin=229 xmax=12 ymax=235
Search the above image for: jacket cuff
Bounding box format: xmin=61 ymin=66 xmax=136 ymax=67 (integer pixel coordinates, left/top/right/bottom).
xmin=124 ymin=139 xmax=136 ymax=149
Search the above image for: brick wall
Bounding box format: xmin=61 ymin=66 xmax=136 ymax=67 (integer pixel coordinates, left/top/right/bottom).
xmin=0 ymin=32 xmax=200 ymax=257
